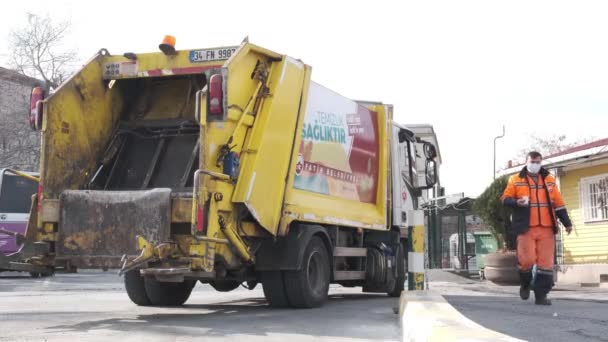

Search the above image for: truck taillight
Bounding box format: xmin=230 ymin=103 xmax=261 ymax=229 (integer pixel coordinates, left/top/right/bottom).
xmin=37 ymin=180 xmax=43 ymax=216
xmin=196 ymin=206 xmax=205 ymax=232
xmin=208 ymin=74 xmax=223 ymax=117
xmin=29 ymin=87 xmax=45 ymax=130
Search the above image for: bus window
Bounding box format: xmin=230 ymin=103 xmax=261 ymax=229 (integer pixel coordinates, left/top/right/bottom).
xmin=0 ymin=174 xmax=38 ymax=213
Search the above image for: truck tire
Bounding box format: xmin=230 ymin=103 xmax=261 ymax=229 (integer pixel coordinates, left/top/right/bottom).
xmin=261 ymin=271 xmax=290 ymax=308
xmin=387 ymin=242 xmax=407 ymax=297
xmin=209 ymin=280 xmax=241 ymax=292
xmin=144 ymin=278 xmax=196 ymax=306
xmin=283 ymin=236 xmax=330 ymax=308
xmin=30 ymin=271 xmax=53 ymax=278
xmin=124 ymin=270 xmax=152 ymax=306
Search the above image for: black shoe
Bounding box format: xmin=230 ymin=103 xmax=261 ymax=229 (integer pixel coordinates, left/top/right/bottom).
xmin=518 ymin=270 xmax=533 ymax=301
xmin=535 ymin=297 xmax=552 ymax=305
xmin=520 ymin=285 xmax=530 ymax=300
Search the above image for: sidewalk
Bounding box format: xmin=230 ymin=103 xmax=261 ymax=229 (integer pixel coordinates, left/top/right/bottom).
xmin=428 ymin=269 xmax=608 ymax=302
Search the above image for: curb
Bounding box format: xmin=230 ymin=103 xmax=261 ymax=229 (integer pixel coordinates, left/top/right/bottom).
xmin=399 ymin=290 xmax=524 ymax=341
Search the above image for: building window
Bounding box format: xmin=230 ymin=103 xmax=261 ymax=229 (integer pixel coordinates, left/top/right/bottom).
xmin=580 ymin=173 xmax=608 ymax=222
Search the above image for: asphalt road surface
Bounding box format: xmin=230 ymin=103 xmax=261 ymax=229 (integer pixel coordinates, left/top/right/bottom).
xmin=447 ymin=294 xmax=608 ymax=342
xmin=0 ymin=271 xmax=400 ymax=342
xmin=3 ymin=269 xmax=606 ymax=341
xmin=430 ymin=270 xmax=608 ymax=342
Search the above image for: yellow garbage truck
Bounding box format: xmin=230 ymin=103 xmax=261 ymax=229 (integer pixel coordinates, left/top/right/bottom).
xmin=23 ymin=39 xmax=439 ymax=308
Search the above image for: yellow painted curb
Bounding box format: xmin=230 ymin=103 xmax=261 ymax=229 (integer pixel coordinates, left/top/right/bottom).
xmin=399 ymin=290 xmax=525 ymax=342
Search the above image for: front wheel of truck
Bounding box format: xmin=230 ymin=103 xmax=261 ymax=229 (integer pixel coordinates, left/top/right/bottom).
xmin=261 ymin=271 xmax=290 ymax=308
xmin=144 ymin=278 xmax=196 ymax=306
xmin=283 ymin=236 xmax=330 ymax=308
xmin=387 ymin=242 xmax=407 ymax=297
xmin=124 ymin=270 xmax=151 ymax=306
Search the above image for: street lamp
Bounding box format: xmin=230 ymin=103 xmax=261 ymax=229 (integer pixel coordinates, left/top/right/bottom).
xmin=493 ymin=125 xmax=505 ymax=180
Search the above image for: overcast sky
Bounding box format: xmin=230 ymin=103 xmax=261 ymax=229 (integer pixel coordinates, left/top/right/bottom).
xmin=1 ymin=0 xmax=607 ymax=196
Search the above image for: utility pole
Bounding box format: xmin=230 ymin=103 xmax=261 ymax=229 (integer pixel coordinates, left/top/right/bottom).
xmin=493 ymin=125 xmax=505 ymax=180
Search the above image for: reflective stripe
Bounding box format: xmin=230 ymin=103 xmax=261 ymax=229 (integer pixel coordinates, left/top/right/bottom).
xmin=537 ymin=268 xmax=553 ymax=276
xmin=412 ymin=210 xmax=425 ymax=226
xmin=530 ymin=203 xmax=550 ymax=207
xmin=408 ymin=252 xmax=425 ymax=273
xmin=514 ymin=182 xmax=528 ymax=186
xmin=555 ymin=206 xmax=566 ymax=211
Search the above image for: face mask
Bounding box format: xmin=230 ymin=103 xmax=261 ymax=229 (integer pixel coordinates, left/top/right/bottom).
xmin=527 ymin=163 xmax=541 ymax=174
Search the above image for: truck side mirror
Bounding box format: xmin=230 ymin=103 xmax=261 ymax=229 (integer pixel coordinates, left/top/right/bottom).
xmin=398 ymin=128 xmax=415 ymax=143
xmin=423 ymin=142 xmax=437 ymax=159
xmin=425 ymin=159 xmax=438 ymax=187
xmin=194 ymin=86 xmax=208 ymax=126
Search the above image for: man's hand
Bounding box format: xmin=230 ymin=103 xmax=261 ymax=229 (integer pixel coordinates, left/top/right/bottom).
xmin=516 ymin=198 xmax=529 ymax=207
xmin=565 ymin=226 xmax=573 ymax=235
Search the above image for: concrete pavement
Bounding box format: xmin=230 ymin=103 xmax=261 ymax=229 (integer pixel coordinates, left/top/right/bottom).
xmin=0 ymin=271 xmax=400 ymax=342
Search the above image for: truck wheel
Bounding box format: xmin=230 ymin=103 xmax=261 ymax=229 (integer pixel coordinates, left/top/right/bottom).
xmin=144 ymin=278 xmax=196 ymax=306
xmin=124 ymin=270 xmax=151 ymax=306
xmin=209 ymin=280 xmax=241 ymax=292
xmin=283 ymin=236 xmax=330 ymax=308
xmin=30 ymin=271 xmax=53 ymax=278
xmin=387 ymin=242 xmax=407 ymax=297
xmin=261 ymin=271 xmax=290 ymax=308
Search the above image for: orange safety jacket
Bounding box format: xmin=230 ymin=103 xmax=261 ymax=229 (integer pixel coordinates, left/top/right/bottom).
xmin=501 ymin=167 xmax=572 ymax=235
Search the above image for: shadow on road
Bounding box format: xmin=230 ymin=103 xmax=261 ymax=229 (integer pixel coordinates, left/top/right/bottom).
xmin=45 ymin=293 xmax=400 ymax=340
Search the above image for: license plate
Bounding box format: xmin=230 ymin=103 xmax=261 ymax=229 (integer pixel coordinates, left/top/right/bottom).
xmin=102 ymin=62 xmax=138 ymax=79
xmin=189 ymin=47 xmax=238 ymax=63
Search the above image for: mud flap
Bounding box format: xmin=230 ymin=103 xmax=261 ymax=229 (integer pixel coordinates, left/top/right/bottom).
xmin=58 ymin=188 xmax=172 ymax=268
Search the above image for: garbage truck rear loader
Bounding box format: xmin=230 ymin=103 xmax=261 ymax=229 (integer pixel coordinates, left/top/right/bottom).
xmin=26 ymin=41 xmax=438 ymax=308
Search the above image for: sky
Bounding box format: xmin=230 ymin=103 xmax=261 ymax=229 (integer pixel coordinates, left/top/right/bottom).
xmin=1 ymin=0 xmax=607 ymax=196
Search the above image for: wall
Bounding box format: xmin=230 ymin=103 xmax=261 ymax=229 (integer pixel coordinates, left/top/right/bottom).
xmin=560 ymin=163 xmax=608 ymax=264
xmin=0 ymin=70 xmax=41 ymax=170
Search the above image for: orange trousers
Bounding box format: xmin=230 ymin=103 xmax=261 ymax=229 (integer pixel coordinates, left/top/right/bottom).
xmin=517 ymin=226 xmax=555 ymax=271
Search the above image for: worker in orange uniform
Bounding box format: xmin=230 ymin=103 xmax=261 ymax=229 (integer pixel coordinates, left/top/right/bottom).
xmin=501 ymin=151 xmax=572 ymax=305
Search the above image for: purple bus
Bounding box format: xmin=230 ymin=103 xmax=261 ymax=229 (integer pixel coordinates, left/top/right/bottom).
xmin=0 ymin=169 xmax=38 ymax=256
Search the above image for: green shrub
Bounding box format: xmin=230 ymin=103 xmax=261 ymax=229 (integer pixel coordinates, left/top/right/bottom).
xmin=473 ymin=176 xmax=514 ymax=250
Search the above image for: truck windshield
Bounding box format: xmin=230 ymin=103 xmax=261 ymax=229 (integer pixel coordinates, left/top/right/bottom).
xmin=400 ymin=141 xmax=413 ymax=186
xmin=0 ymin=174 xmax=38 ymax=213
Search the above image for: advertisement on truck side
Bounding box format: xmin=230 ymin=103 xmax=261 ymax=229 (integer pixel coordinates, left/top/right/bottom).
xmin=294 ymin=82 xmax=379 ymax=204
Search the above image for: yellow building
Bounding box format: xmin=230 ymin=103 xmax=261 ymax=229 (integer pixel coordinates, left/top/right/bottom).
xmin=499 ymin=138 xmax=608 ymax=286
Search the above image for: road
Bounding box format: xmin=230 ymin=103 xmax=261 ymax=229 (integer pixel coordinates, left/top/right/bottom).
xmin=429 ymin=270 xmax=608 ymax=342
xmin=3 ymin=270 xmax=607 ymax=342
xmin=0 ymin=271 xmax=400 ymax=342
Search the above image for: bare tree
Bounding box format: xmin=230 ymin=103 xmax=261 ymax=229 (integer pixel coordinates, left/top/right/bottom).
xmin=9 ymin=13 xmax=76 ymax=90
xmin=514 ymin=134 xmax=595 ymax=162
xmin=0 ymin=13 xmax=75 ymax=171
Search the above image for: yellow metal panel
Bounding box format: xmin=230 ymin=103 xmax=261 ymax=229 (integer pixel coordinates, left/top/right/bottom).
xmin=41 ymin=52 xmax=123 ymax=199
xmin=232 ymin=57 xmax=308 ymax=234
xmin=559 ymin=164 xmax=608 ymax=264
xmin=102 ymin=46 xmax=236 ymax=79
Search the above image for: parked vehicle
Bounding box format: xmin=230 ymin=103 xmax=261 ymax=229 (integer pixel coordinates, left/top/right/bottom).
xmin=20 ymin=39 xmax=440 ymax=307
xmin=0 ymin=169 xmax=46 ymax=277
